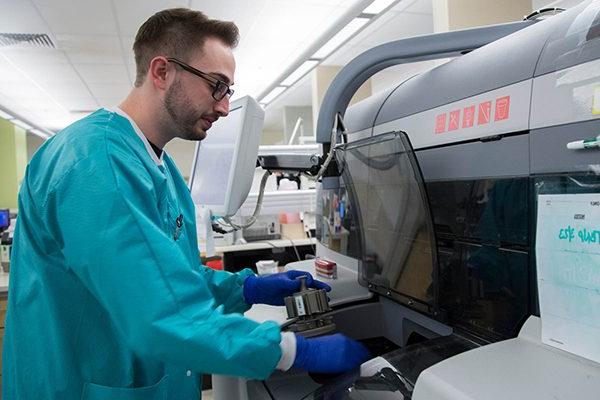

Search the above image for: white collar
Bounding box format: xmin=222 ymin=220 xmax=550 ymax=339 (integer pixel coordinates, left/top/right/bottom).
xmin=107 ymin=107 xmax=163 ymax=166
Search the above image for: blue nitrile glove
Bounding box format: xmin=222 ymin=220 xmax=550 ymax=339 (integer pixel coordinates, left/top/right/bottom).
xmin=292 ymin=333 xmax=371 ymax=373
xmin=243 ymin=270 xmax=331 ymax=306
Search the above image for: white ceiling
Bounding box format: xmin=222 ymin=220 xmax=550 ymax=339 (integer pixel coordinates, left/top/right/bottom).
xmin=261 ymin=0 xmax=587 ymax=133
xmin=0 ymin=0 xmax=385 ymax=131
xmin=0 ymin=0 xmax=583 ymax=134
xmin=0 ymin=0 xmax=437 ymax=132
xmin=263 ymin=0 xmax=437 ymax=131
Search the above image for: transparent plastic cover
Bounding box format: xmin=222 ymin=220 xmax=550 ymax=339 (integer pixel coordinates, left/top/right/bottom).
xmin=336 ymin=131 xmax=438 ymax=315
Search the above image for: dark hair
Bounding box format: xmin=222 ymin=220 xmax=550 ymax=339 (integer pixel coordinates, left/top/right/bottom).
xmin=133 ymin=8 xmax=239 ymax=87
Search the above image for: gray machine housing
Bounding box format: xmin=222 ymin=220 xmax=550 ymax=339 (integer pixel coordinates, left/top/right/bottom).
xmin=315 ymin=0 xmax=600 ymax=343
xmin=214 ymin=2 xmax=600 ymax=399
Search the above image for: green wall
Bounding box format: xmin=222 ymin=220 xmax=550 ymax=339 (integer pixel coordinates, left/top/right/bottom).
xmin=0 ymin=119 xmax=27 ymax=209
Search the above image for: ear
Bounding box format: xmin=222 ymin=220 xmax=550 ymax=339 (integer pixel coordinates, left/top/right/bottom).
xmin=148 ymin=56 xmax=172 ymax=91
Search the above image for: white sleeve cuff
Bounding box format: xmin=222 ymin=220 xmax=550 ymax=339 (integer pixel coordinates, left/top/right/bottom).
xmin=276 ymin=331 xmax=297 ymax=371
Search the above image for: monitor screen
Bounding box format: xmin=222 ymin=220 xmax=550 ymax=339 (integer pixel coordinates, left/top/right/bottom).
xmin=188 ymin=96 xmax=264 ymax=217
xmin=0 ymin=209 xmax=9 ymax=230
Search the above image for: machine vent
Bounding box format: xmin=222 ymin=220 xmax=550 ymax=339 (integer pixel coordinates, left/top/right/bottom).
xmin=0 ymin=33 xmax=55 ymax=48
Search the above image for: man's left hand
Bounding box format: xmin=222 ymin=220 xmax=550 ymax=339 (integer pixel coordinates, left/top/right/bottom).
xmin=243 ymin=270 xmax=331 ymax=306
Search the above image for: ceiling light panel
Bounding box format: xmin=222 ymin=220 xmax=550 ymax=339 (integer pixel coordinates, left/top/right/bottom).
xmin=281 ymin=60 xmax=319 ymax=86
xmin=261 ymin=86 xmax=287 ymax=104
xmin=363 ymin=0 xmax=397 ymax=14
xmin=313 ymin=17 xmax=370 ymax=59
xmin=227 ymin=0 xmax=366 ymax=98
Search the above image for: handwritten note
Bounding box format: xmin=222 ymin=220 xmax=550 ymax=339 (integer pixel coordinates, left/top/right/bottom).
xmin=536 ymin=193 xmax=600 ymax=363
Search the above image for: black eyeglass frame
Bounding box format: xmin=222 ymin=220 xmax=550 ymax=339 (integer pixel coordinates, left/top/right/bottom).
xmin=167 ymin=57 xmax=234 ymax=101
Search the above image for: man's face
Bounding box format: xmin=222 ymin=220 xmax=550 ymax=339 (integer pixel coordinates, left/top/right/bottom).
xmin=164 ymin=37 xmax=235 ymax=141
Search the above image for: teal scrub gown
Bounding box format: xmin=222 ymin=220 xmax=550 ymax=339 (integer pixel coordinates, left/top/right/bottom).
xmin=2 ymin=109 xmax=281 ymax=399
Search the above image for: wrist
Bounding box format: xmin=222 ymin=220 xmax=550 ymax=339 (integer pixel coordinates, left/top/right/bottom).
xmin=276 ymin=331 xmax=297 ymax=371
xmin=242 ymin=275 xmax=258 ymax=305
xmin=291 ymin=334 xmax=310 ymax=370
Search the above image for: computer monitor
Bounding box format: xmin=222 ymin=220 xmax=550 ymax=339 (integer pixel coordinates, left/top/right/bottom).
xmin=0 ymin=209 xmax=9 ymax=231
xmin=189 ymin=96 xmax=264 ymax=217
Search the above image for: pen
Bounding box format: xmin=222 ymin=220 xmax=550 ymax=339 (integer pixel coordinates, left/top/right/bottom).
xmin=566 ymin=137 xmax=600 ymax=150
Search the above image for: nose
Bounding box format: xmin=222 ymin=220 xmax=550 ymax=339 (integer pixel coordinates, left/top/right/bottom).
xmin=214 ymin=96 xmax=230 ymax=117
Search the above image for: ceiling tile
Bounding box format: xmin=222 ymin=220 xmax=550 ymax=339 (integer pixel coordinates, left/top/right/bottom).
xmin=322 ymin=43 xmax=371 ymax=66
xmin=56 ymin=34 xmax=123 ymax=64
xmin=88 ymin=83 xmax=130 ymax=99
xmin=394 ymin=0 xmax=433 ymax=14
xmin=0 ymin=57 xmax=32 ymax=83
xmin=96 ymin=98 xmax=125 ymax=108
xmin=0 ymin=0 xmax=50 ymax=33
xmin=189 ymin=0 xmax=268 ymax=38
xmin=33 ymin=0 xmax=116 ymax=36
xmin=113 ymin=0 xmax=190 ymax=36
xmin=0 ymin=0 xmax=451 ymax=131
xmin=345 ymin=11 xmax=433 ymax=49
xmin=17 ymin=63 xmax=82 ymax=84
xmin=57 ymin=96 xmax=99 ymax=112
xmin=1 ymin=48 xmax=69 ymax=65
xmin=40 ymin=81 xmax=93 ymax=101
xmin=75 ymin=64 xmax=131 ymax=84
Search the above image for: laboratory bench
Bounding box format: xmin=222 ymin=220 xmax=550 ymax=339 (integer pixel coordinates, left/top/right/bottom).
xmin=213 ymin=238 xmax=317 ymax=273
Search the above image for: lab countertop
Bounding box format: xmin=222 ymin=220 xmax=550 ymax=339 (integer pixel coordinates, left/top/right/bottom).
xmin=0 ymin=238 xmax=318 ymax=294
xmin=214 ymin=237 xmax=316 ymax=253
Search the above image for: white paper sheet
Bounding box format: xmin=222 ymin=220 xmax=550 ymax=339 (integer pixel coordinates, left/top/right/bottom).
xmin=536 ymin=193 xmax=600 ymax=363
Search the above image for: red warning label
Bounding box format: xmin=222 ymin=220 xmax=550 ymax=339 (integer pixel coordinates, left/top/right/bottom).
xmin=448 ymin=110 xmax=460 ymax=131
xmin=478 ymin=101 xmax=492 ymax=125
xmin=494 ymin=96 xmax=510 ymax=121
xmin=435 ymin=114 xmax=446 ymax=134
xmin=432 ymin=94 xmax=512 ymax=134
xmin=462 ymin=105 xmax=475 ymax=128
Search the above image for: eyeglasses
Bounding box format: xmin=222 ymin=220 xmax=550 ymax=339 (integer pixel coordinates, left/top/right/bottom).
xmin=167 ymin=57 xmax=234 ymax=101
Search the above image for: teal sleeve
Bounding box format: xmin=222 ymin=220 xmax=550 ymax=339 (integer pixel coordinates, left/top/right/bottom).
xmin=198 ymin=267 xmax=255 ymax=315
xmin=47 ymin=142 xmax=280 ymax=380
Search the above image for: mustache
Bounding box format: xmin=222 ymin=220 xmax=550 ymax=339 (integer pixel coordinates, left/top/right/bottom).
xmin=201 ymin=114 xmax=220 ymax=123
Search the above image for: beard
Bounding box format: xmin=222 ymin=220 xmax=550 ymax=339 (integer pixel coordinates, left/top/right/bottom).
xmin=164 ymin=79 xmax=206 ymax=141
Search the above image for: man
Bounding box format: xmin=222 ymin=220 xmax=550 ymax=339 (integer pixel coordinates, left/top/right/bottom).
xmin=2 ymin=8 xmax=369 ymax=400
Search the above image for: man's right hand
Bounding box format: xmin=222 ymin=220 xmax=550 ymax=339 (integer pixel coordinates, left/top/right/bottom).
xmin=292 ymin=333 xmax=371 ymax=373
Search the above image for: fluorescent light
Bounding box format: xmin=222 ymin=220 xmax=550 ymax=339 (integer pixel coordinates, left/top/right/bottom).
xmin=0 ymin=53 xmax=70 ymax=115
xmin=12 ymin=119 xmax=33 ymax=131
xmin=0 ymin=109 xmax=13 ymax=120
xmin=363 ymin=0 xmax=396 ymax=14
xmin=281 ymin=60 xmax=320 ymax=86
xmin=261 ymin=86 xmax=287 ymax=104
xmin=313 ymin=17 xmax=369 ymax=59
